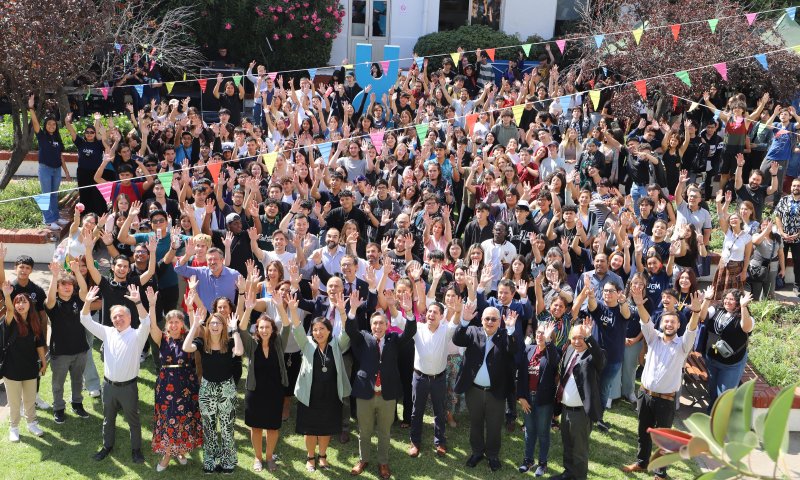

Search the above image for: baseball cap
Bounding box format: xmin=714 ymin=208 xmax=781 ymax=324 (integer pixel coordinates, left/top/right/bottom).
xmin=226 ymin=213 xmax=242 ymax=224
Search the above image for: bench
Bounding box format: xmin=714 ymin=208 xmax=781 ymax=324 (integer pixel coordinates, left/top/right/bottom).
xmin=683 ymin=351 xmax=709 ymax=409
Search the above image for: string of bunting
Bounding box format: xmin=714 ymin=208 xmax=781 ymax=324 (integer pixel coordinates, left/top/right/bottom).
xmin=16 ymin=43 xmax=800 ymax=210
xmin=82 ymin=6 xmax=798 ymax=98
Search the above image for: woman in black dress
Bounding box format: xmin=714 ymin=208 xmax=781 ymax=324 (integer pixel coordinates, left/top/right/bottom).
xmin=238 ymin=293 xmax=290 ymax=473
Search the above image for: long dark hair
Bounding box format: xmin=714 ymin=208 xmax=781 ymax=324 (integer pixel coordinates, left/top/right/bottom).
xmin=255 ymin=314 xmax=278 ymax=346
xmin=11 ymin=293 xmax=43 ymax=339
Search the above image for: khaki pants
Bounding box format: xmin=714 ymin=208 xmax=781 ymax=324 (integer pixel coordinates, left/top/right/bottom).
xmin=356 ymin=396 xmax=396 ymax=464
xmin=5 ymin=378 xmax=37 ymax=428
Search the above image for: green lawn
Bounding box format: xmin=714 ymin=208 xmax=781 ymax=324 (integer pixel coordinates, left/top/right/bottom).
xmin=1 ymin=347 xmax=702 ymax=480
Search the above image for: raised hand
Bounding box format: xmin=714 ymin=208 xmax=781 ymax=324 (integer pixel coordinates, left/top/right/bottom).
xmin=740 ymin=291 xmax=753 ymax=307
xmin=145 ymin=286 xmax=158 ymax=307
xmin=2 ymin=280 xmax=14 ymax=296
xmin=124 ymin=284 xmax=141 ymax=303
xmin=703 ymin=285 xmax=715 ymax=301
xmin=348 ymin=289 xmax=363 ymax=311
xmin=188 ymin=275 xmax=199 ymax=292
xmin=504 ymin=309 xmax=519 ymax=329
xmin=462 ymin=300 xmax=477 ymax=322
xmin=84 ymin=285 xmax=101 ymax=304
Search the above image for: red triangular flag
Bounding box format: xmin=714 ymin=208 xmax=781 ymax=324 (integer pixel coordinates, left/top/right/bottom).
xmin=672 ymin=95 xmax=679 ymax=110
xmin=634 ymin=80 xmax=647 ymax=99
xmin=97 ymin=183 xmax=113 ymax=203
xmin=485 ymin=48 xmax=495 ymax=61
xmin=671 ymin=24 xmax=681 ymax=41
xmin=198 ymin=78 xmax=208 ymax=93
xmin=587 ymin=79 xmax=595 ymax=89
xmin=100 ymin=87 xmax=109 ymax=100
xmin=465 ymin=113 xmax=478 ymax=135
xmin=207 ymin=162 xmax=221 ymax=184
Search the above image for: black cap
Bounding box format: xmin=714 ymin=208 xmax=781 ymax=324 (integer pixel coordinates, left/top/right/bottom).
xmin=434 ymin=140 xmax=446 ymax=149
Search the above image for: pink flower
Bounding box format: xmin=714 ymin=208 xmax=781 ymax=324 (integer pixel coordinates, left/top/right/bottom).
xmin=324 ymin=32 xmax=331 ymax=38
xmin=289 ymin=13 xmax=294 ymax=19
xmin=224 ymin=22 xmax=232 ymax=30
xmin=303 ymin=2 xmax=309 ymax=7
xmin=272 ymin=15 xmax=278 ymax=21
xmin=302 ymin=15 xmax=308 ymax=20
xmin=276 ymin=6 xmax=282 ymax=12
xmin=315 ymin=25 xmax=321 ymax=31
xmin=255 ymin=6 xmax=263 ymax=16
xmin=273 ymin=34 xmax=279 ymax=40
xmin=302 ymin=34 xmax=309 ymax=38
xmin=268 ymin=6 xmax=274 ymax=12
xmin=286 ymin=33 xmax=293 ymax=39
xmin=326 ymin=5 xmax=332 ymax=12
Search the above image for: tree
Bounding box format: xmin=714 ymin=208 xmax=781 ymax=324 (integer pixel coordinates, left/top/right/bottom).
xmin=564 ymin=0 xmax=800 ymax=119
xmin=0 ymin=0 xmax=204 ymax=189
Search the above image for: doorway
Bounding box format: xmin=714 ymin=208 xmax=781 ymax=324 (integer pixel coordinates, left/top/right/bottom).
xmin=349 ymin=0 xmax=389 ymax=62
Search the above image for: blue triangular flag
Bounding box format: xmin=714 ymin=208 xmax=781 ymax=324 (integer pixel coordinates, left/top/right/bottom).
xmin=787 ymin=7 xmax=797 ymax=20
xmin=559 ymin=95 xmax=571 ymax=113
xmin=602 ymin=66 xmax=608 ymax=76
xmin=114 ymin=43 xmax=122 ymax=52
xmin=34 ymin=193 xmax=50 ymax=213
xmin=594 ymin=35 xmax=605 ymax=49
xmin=754 ymin=53 xmax=768 ymax=70
xmin=317 ymin=142 xmax=332 ymax=162
xmin=713 ymin=109 xmax=721 ymax=121
xmin=308 ymin=68 xmax=317 ymax=80
xmin=261 ymin=282 xmax=268 ymax=299
xmin=415 ymin=57 xmax=424 ymax=71
xmin=134 ymin=85 xmax=144 ymax=97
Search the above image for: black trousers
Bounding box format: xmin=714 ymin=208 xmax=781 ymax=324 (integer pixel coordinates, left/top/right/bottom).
xmin=561 ymin=405 xmax=591 ymax=480
xmin=465 ymin=386 xmax=505 ymax=459
xmin=784 ymin=242 xmax=800 ymax=289
xmin=397 ymin=344 xmax=414 ymax=423
xmin=77 ymin=168 xmax=108 ymax=216
xmin=636 ymin=391 xmax=677 ymax=478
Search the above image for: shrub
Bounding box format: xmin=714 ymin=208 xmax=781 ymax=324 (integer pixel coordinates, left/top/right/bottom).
xmin=414 ymin=25 xmax=531 ymax=72
xmin=0 ymin=114 xmax=134 ymax=153
xmin=747 ymin=300 xmax=800 ymax=388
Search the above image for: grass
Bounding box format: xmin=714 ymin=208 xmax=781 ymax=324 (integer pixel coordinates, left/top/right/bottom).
xmin=0 ymin=179 xmax=77 ymax=228
xmin=0 ymin=114 xmax=134 ymax=153
xmin=0 ymin=346 xmax=703 ymax=480
xmin=747 ymin=301 xmax=800 ymax=388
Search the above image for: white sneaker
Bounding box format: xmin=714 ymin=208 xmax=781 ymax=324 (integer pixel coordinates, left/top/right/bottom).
xmin=49 ymin=223 xmax=61 ymax=230
xmin=27 ymin=422 xmax=44 ymax=437
xmin=56 ymin=218 xmax=70 ymax=226
xmin=9 ymin=427 xmax=20 ymax=442
xmin=606 ymin=398 xmax=613 ymax=409
xmin=35 ymin=395 xmax=51 ymax=410
xmin=89 ymin=389 xmax=101 ymax=398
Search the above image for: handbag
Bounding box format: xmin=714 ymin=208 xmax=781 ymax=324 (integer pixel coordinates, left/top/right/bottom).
xmin=747 ymin=239 xmax=777 ymax=282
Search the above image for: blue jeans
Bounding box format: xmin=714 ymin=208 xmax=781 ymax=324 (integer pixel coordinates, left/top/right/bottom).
xmin=599 ymin=361 xmax=623 ymax=420
xmin=706 ymin=352 xmax=748 ymax=411
xmin=630 ymin=183 xmax=648 ymax=217
xmin=38 ymin=164 xmax=62 ymax=223
xmin=522 ymin=397 xmax=554 ymax=465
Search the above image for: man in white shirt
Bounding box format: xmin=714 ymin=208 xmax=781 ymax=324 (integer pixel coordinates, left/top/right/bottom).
xmin=480 ymin=222 xmax=517 ymax=292
xmin=80 ymin=284 xmax=153 ymax=464
xmin=408 ymin=302 xmax=459 ymax=459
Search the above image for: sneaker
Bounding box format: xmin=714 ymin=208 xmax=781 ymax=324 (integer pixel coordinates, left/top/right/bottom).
xmin=606 ymin=398 xmax=613 ymax=409
xmin=35 ymin=395 xmax=51 ymax=410
xmin=596 ymin=420 xmax=611 ymax=433
xmin=56 ymin=218 xmax=70 ymax=226
xmin=72 ymin=403 xmax=90 ymax=418
xmin=54 ymin=410 xmax=66 ymax=424
xmin=626 ymin=393 xmax=638 ymax=404
xmin=518 ymin=459 xmax=534 ymax=473
xmin=88 ymin=389 xmax=101 ymax=398
xmin=9 ymin=427 xmax=20 ymax=442
xmin=534 ymin=463 xmax=547 ymax=477
xmin=28 ymin=422 xmax=44 ymax=437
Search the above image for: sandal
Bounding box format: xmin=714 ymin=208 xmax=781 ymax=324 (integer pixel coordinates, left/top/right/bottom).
xmin=306 ymin=456 xmax=316 ymax=472
xmin=253 ymin=459 xmax=263 ymax=472
xmin=318 ymin=454 xmax=330 ymax=470
xmin=266 ymin=459 xmax=278 ymax=472
xmin=177 ymin=455 xmax=188 ymax=466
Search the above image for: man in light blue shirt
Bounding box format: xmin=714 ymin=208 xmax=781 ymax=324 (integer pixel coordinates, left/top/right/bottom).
xmin=173 ymin=245 xmax=241 ymax=310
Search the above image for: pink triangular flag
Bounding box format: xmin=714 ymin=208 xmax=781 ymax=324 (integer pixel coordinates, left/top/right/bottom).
xmin=369 ymin=130 xmax=384 ymax=151
xmin=100 ymin=87 xmax=109 ymax=100
xmin=149 ymin=60 xmax=155 ymax=72
xmin=198 ymin=78 xmax=208 ymax=93
xmin=97 ymin=183 xmax=113 ymax=203
xmin=555 ymin=39 xmax=566 ymax=54
xmin=713 ymin=62 xmax=728 ymax=81
xmin=267 ymin=72 xmax=277 ymax=81
xmin=380 ymin=60 xmax=389 ymax=73
xmin=746 ymin=13 xmax=757 ymax=25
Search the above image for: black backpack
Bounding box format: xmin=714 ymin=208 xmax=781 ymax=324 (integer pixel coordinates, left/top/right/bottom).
xmin=691 ymin=140 xmax=709 ymax=173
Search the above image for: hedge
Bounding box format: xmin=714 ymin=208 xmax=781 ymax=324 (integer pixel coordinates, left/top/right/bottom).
xmin=0 ymin=114 xmax=134 ymax=153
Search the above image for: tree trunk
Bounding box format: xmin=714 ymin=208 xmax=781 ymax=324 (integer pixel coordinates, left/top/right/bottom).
xmin=0 ymin=95 xmax=34 ymax=189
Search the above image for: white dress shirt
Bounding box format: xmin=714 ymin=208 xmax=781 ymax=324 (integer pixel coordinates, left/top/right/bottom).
xmin=561 ymin=350 xmax=584 ymax=407
xmin=80 ymin=313 xmax=151 ymax=382
xmin=640 ymin=319 xmax=698 ymax=394
xmin=413 ymin=320 xmax=458 ymax=375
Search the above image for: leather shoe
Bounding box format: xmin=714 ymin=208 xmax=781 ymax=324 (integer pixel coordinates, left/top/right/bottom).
xmin=132 ymin=448 xmax=145 ymax=464
xmin=506 ymin=419 xmax=516 ymax=433
xmin=622 ymin=462 xmax=646 ymax=473
xmin=93 ymin=447 xmax=112 ymax=461
xmin=488 ymin=457 xmax=502 ymax=472
xmin=434 ymin=445 xmax=447 ymax=457
xmin=465 ymin=454 xmax=484 ymax=468
xmin=350 ymin=460 xmax=369 ymax=476
xmin=407 ymin=444 xmax=420 ymax=458
xmin=339 ymin=431 xmax=351 ymax=443
xmin=378 ymin=464 xmax=391 ymax=479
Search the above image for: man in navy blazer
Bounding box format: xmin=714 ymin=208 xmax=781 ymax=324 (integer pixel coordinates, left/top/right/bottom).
xmin=346 ymin=299 xmax=417 ymax=480
xmin=452 ymin=302 xmax=518 ymax=472
xmin=312 ymin=253 xmax=377 ymax=331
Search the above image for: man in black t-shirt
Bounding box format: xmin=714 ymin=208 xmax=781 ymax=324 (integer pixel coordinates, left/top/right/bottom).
xmin=213 ymin=73 xmax=245 ymax=126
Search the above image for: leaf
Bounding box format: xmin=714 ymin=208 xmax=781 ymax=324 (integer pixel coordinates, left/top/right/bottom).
xmin=710 ymin=388 xmax=735 ymax=443
xmin=724 ymin=441 xmax=755 ymax=463
xmin=762 ymin=382 xmax=799 ymax=462
xmin=647 ymin=451 xmax=681 ymax=471
xmin=728 ymin=379 xmax=755 ymax=442
xmin=684 ymin=413 xmax=722 ymax=456
xmin=712 ymin=467 xmax=738 ymax=479
xmin=754 ymin=410 xmax=767 ymax=444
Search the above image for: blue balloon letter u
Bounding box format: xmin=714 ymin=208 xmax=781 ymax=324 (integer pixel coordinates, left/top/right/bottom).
xmin=352 ymin=43 xmax=400 ymax=109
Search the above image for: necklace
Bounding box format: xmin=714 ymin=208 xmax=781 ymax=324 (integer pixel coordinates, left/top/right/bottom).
xmin=317 ymin=344 xmax=330 ymax=373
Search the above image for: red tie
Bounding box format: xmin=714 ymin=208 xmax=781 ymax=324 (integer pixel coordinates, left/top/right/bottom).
xmin=329 ymin=307 xmax=336 ymax=323
xmin=375 ymin=340 xmax=382 ymax=392
xmin=556 ymin=351 xmax=581 ymax=402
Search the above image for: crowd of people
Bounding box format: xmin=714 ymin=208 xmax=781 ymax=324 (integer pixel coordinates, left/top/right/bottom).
xmin=2 ymin=46 xmax=799 ymax=480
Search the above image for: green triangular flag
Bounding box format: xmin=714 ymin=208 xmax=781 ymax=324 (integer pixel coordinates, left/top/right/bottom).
xmin=415 ymin=123 xmax=429 ymax=143
xmin=521 ymin=44 xmax=532 ymax=56
xmin=675 ymin=70 xmax=691 ymax=86
xmin=232 ymin=75 xmax=242 ymax=87
xmin=85 ymin=90 xmax=91 ymax=100
xmin=157 ymin=172 xmax=174 ymax=195
xmin=707 ymin=19 xmax=718 ymax=33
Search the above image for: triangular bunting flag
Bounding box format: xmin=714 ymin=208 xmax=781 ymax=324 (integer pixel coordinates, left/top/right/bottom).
xmin=675 ymin=70 xmax=691 ymax=86
xmin=85 ymin=90 xmax=92 ymax=100
xmin=97 ymin=183 xmax=113 ymax=203
xmin=707 ymin=19 xmax=719 ymax=33
xmin=415 ymin=123 xmax=429 ymax=143
xmin=602 ymin=66 xmax=608 ymax=76
xmin=632 ymin=27 xmax=644 ymax=45
xmin=521 ymin=44 xmax=532 ymax=56
xmin=380 ymin=60 xmax=390 ymax=73
xmin=114 ymin=43 xmax=122 ymax=52
xmin=165 ymin=82 xmax=175 ymax=94
xmin=101 ymin=87 xmax=110 ymax=100
xmin=308 ymin=68 xmax=317 ymax=80
xmin=157 ymin=172 xmax=173 ymax=195
xmin=594 ymin=35 xmax=605 ymax=49
xmin=793 ymin=45 xmax=800 ymax=55
xmin=134 ymin=85 xmax=144 ymax=98
xmin=465 ymin=113 xmax=478 ymax=135
xmin=746 ymin=13 xmax=757 ymax=26
xmin=512 ymin=104 xmax=525 ymax=125
xmin=587 ymin=79 xmax=595 ymax=89
xmin=634 ymin=80 xmax=647 ymax=99
xmin=33 ymin=193 xmax=50 ymax=213
xmin=589 ymin=90 xmax=601 ymax=110
xmin=317 ymin=142 xmax=332 ymax=162
xmin=450 ymin=52 xmax=460 ymax=65
xmin=206 ymin=162 xmax=222 ymax=184
xmin=555 ymin=39 xmax=566 ymax=54
xmin=183 ymin=72 xmax=187 ymax=81
xmin=671 ymin=24 xmax=681 ymax=41
xmin=415 ymin=57 xmax=424 ymax=71
xmin=232 ymin=75 xmax=242 ymax=87
xmin=344 ymin=64 xmax=353 ymax=70
xmin=485 ymin=48 xmax=495 ymax=61
xmin=672 ymin=96 xmax=679 ymax=111
xmin=787 ymin=7 xmax=797 ymax=20
xmin=558 ymin=95 xmax=571 ymax=113
xmin=689 ymin=102 xmax=699 ymax=111
xmin=369 ymin=131 xmax=384 ymax=151
xmin=713 ymin=62 xmax=728 ymax=81
xmin=198 ymin=78 xmax=208 ymax=93
xmin=262 ymin=152 xmax=277 ymax=174
xmin=754 ymin=53 xmax=768 ymax=70
xmin=267 ymin=72 xmax=277 ymax=81
xmin=149 ymin=60 xmax=156 ymax=72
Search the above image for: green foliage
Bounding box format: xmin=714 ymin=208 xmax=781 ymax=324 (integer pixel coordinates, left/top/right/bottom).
xmin=0 ymin=114 xmax=134 ymax=153
xmin=414 ymin=25 xmax=535 ymax=72
xmin=747 ymin=301 xmax=800 ymax=388
xmin=0 ymin=179 xmax=76 ymax=228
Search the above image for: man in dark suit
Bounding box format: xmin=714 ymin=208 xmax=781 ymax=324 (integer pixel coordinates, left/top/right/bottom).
xmin=346 ymin=299 xmax=417 ymax=480
xmin=552 ymin=320 xmax=606 ymax=480
xmin=313 ymin=253 xmax=377 ymax=331
xmin=452 ymin=302 xmax=518 ymax=472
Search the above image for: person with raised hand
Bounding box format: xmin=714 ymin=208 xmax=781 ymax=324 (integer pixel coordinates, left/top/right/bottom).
xmin=79 ymin=284 xmax=152 ymax=464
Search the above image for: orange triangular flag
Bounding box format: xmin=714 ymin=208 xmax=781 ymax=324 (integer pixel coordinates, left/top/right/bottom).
xmin=485 ymin=48 xmax=495 ymax=61
xmin=634 ymin=80 xmax=647 ymax=99
xmin=206 ymin=162 xmax=221 ymax=183
xmin=198 ymin=78 xmax=208 ymax=93
xmin=671 ymin=24 xmax=681 ymax=41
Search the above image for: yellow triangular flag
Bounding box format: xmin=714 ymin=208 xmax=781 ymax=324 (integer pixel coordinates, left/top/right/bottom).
xmin=632 ymin=27 xmax=644 ymax=45
xmin=182 ymin=72 xmax=187 ymax=81
xmin=262 ymin=152 xmax=277 ymax=174
xmin=792 ymin=45 xmax=800 ymax=55
xmin=344 ymin=64 xmax=353 ymax=70
xmin=450 ymin=52 xmax=460 ymax=65
xmin=511 ymin=104 xmax=524 ymax=125
xmin=689 ymin=102 xmax=699 ymax=111
xmin=589 ymin=90 xmax=601 ymax=110
xmin=165 ymin=82 xmax=175 ymax=94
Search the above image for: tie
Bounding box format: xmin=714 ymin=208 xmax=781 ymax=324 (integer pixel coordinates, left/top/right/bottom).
xmin=329 ymin=305 xmax=336 ymax=323
xmin=501 ymin=305 xmax=509 ymax=321
xmin=346 ymin=282 xmax=353 ymax=296
xmin=375 ymin=340 xmax=382 ymax=393
xmin=557 ymin=351 xmax=581 ymax=402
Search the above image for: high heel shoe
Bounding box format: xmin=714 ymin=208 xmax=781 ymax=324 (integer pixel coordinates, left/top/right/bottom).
xmin=306 ymin=456 xmax=316 ymax=472
xmin=317 ymin=454 xmax=330 ymax=470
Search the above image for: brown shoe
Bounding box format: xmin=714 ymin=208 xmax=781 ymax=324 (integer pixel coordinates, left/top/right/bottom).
xmin=622 ymin=463 xmax=646 ymax=473
xmin=434 ymin=445 xmax=447 ymax=457
xmin=407 ymin=444 xmax=420 ymax=457
xmin=378 ymin=464 xmax=391 ymax=479
xmin=446 ymin=411 xmax=457 ymax=428
xmin=350 ymin=460 xmax=369 ymax=476
xmin=339 ymin=431 xmax=351 ymax=444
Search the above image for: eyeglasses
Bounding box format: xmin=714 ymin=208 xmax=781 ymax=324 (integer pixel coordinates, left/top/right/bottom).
xmin=151 ymin=218 xmax=167 ymax=224
xmin=483 ymin=316 xmax=500 ymax=323
xmin=85 ymin=131 xmax=96 ymax=135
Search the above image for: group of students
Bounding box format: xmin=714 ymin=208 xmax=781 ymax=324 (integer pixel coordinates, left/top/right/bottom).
xmin=4 ymin=46 xmax=800 ymax=480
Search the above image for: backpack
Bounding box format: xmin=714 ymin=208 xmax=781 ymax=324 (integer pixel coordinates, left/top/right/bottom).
xmin=690 ymin=141 xmax=709 ymax=173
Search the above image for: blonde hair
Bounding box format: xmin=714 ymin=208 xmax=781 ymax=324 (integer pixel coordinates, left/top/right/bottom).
xmin=201 ymin=313 xmax=230 ymax=354
xmin=193 ymin=233 xmax=212 ymax=247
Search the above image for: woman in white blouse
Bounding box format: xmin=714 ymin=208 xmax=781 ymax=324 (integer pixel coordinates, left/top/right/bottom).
xmin=712 ymin=191 xmax=752 ymax=300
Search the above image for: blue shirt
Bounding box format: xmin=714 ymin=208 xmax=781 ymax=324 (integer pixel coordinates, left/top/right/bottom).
xmin=590 ymin=303 xmax=628 ymax=363
xmin=173 ymin=263 xmax=240 ymax=310
xmin=765 ymin=122 xmax=796 ymax=161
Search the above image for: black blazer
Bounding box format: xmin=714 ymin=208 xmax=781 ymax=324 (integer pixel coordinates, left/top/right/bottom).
xmin=345 ymin=315 xmax=417 ymax=401
xmin=558 ymin=336 xmax=606 ymax=422
xmin=452 ymin=324 xmax=517 ymax=399
xmin=517 ymin=341 xmax=561 ymax=406
xmin=313 ymin=264 xmax=376 ymax=331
